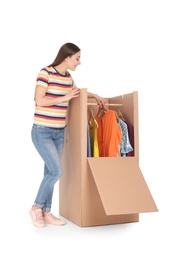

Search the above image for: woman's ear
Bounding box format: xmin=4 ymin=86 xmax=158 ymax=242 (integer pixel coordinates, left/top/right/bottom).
xmin=65 ymin=56 xmax=69 ymax=61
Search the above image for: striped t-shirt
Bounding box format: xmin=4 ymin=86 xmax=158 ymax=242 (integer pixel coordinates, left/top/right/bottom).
xmin=34 ymin=66 xmax=76 ymax=128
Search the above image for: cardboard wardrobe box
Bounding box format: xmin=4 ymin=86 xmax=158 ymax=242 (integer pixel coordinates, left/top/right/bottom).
xmin=59 ymin=89 xmax=158 ymax=227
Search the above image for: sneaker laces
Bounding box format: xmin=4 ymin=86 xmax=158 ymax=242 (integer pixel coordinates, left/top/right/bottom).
xmin=35 ymin=210 xmax=43 ymax=220
xmin=47 ymin=213 xmax=59 ymax=220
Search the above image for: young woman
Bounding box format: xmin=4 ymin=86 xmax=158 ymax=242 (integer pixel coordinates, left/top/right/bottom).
xmin=30 ymin=42 xmax=106 ymax=227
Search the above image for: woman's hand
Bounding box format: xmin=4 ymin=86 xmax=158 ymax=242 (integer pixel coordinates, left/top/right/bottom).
xmin=35 ymin=87 xmax=80 ymax=107
xmin=87 ymin=92 xmax=106 ymax=108
xmin=65 ymin=88 xmax=80 ymax=101
xmin=94 ymin=94 xmax=106 ymax=109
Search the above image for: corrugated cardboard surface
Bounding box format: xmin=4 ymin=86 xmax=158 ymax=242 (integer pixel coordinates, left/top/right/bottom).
xmin=59 ymin=89 xmax=158 ymax=227
xmin=88 ymin=157 xmax=158 ymax=215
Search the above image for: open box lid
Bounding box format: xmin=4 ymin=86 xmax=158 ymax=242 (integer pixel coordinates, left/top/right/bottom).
xmin=88 ymin=157 xmax=158 ymax=215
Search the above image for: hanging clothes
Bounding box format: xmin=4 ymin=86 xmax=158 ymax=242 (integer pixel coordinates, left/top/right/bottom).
xmin=88 ymin=118 xmax=99 ymax=157
xmin=118 ymin=118 xmax=133 ymax=156
xmin=87 ymin=124 xmax=92 ymax=157
xmin=125 ymin=119 xmax=134 ymax=156
xmin=95 ymin=109 xmax=122 ymax=157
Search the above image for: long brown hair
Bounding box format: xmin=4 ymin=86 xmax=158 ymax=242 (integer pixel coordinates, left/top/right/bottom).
xmin=48 ymin=42 xmax=80 ymax=67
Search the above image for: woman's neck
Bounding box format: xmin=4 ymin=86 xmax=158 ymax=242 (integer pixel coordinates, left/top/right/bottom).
xmin=54 ymin=64 xmax=67 ymax=75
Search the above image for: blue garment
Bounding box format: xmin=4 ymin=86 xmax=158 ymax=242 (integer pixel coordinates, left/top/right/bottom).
xmin=31 ymin=124 xmax=65 ymax=212
xmin=118 ymin=118 xmax=133 ymax=156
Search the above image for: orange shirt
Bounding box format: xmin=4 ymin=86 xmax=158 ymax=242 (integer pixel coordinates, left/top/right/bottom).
xmin=95 ymin=109 xmax=122 ymax=157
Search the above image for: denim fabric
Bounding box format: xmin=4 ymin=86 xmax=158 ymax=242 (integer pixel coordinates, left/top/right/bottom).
xmin=31 ymin=124 xmax=65 ymax=212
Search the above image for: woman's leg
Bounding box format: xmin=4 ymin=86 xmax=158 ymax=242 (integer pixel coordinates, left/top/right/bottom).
xmin=31 ymin=125 xmax=64 ymax=211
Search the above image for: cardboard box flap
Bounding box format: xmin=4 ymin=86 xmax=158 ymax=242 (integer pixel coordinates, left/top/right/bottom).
xmin=87 ymin=157 xmax=158 ymax=215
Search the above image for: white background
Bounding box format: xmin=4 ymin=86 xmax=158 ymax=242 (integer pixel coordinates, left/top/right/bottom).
xmin=1 ymin=0 xmax=173 ymax=259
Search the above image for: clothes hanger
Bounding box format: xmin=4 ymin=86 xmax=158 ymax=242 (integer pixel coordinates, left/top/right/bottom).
xmin=118 ymin=109 xmax=125 ymax=121
xmin=114 ymin=110 xmax=119 ymax=122
xmin=88 ymin=108 xmax=99 ymax=130
xmin=96 ymin=105 xmax=107 ymax=119
xmin=88 ymin=108 xmax=95 ymax=122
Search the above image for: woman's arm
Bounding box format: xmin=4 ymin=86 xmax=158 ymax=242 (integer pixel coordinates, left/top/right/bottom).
xmin=87 ymin=92 xmax=106 ymax=108
xmin=35 ymin=87 xmax=80 ymax=106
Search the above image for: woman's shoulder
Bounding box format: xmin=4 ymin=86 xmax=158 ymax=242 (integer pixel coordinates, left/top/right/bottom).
xmin=40 ymin=66 xmax=53 ymax=73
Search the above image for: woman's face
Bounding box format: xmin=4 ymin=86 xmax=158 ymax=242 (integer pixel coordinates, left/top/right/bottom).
xmin=66 ymin=51 xmax=81 ymax=71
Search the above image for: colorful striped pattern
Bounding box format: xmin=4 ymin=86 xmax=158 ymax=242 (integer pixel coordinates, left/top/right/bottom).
xmin=34 ymin=66 xmax=76 ymax=128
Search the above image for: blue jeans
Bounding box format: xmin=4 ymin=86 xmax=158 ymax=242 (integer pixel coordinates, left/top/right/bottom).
xmin=31 ymin=124 xmax=65 ymax=212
